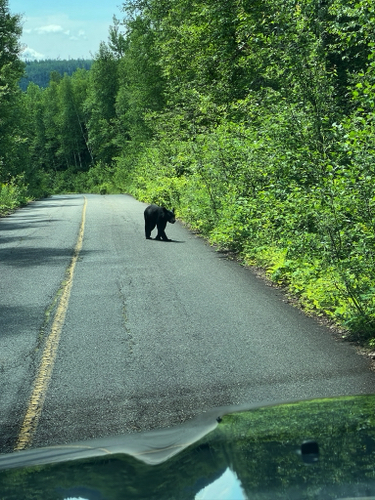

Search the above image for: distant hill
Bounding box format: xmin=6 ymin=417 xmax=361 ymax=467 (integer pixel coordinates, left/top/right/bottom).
xmin=19 ymin=59 xmax=93 ymax=91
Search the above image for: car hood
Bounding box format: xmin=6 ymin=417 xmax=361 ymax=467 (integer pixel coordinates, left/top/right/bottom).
xmin=1 ymin=395 xmax=375 ymax=499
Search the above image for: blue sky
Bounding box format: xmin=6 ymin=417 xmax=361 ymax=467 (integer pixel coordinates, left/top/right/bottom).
xmin=8 ymin=0 xmax=124 ymax=60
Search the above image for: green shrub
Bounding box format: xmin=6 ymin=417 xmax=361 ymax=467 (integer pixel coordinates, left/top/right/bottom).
xmin=0 ymin=178 xmax=29 ymax=215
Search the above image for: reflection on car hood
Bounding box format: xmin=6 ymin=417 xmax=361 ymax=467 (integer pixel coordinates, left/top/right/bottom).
xmin=1 ymin=395 xmax=375 ymax=500
xmin=0 ymin=401 xmax=226 ymax=469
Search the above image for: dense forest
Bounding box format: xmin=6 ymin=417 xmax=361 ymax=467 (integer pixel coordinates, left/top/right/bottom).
xmin=2 ymin=0 xmax=375 ymax=342
xmin=19 ymin=59 xmax=93 ymax=91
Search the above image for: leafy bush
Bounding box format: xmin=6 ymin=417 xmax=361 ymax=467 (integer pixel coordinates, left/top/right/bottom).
xmin=0 ymin=178 xmax=29 ymax=216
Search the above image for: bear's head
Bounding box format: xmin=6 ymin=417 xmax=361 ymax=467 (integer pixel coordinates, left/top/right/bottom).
xmin=164 ymin=208 xmax=176 ymax=224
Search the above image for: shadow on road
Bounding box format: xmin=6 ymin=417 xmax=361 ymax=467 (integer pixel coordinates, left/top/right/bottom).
xmin=0 ymin=305 xmax=45 ymax=339
xmin=148 ymin=239 xmax=186 ymax=243
xmin=21 ymin=204 xmax=82 ymax=210
xmin=0 ymin=219 xmax=64 ymax=233
xmin=0 ymin=235 xmax=36 ymax=244
xmin=0 ymin=247 xmax=98 ymax=267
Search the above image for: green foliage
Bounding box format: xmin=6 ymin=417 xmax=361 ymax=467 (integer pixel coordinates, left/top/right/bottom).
xmin=76 ymin=162 xmax=119 ymax=194
xmin=126 ymin=144 xmax=185 ymax=208
xmin=22 ymin=66 xmax=93 ymax=179
xmin=46 ymin=162 xmax=118 ymax=195
xmin=0 ymin=177 xmax=29 ymax=215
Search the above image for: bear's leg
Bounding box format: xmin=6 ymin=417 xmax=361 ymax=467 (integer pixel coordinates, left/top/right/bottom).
xmin=145 ymin=222 xmax=155 ymax=239
xmin=156 ymin=222 xmax=170 ymax=241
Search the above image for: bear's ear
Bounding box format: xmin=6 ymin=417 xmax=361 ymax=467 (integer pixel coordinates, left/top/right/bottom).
xmin=172 ymin=208 xmax=175 ymax=213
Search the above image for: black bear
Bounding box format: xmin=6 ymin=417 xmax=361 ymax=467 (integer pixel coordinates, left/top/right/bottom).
xmin=144 ymin=204 xmax=176 ymax=241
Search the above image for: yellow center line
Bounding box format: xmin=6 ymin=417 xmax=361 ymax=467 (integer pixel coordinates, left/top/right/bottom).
xmin=14 ymin=196 xmax=87 ymax=452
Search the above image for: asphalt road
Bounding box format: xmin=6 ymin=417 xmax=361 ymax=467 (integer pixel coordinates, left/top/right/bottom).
xmin=0 ymin=194 xmax=374 ymax=454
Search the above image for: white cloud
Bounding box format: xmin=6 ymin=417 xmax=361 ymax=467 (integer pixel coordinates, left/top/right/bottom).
xmin=20 ymin=46 xmax=45 ymax=61
xmin=17 ymin=12 xmax=112 ymax=59
xmin=35 ymin=24 xmax=64 ymax=34
xmin=70 ymin=29 xmax=87 ymax=41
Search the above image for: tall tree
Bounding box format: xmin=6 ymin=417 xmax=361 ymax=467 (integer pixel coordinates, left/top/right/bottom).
xmin=85 ymin=42 xmax=120 ymax=164
xmin=55 ymin=72 xmax=92 ymax=171
xmin=115 ymin=12 xmax=166 ymax=145
xmin=0 ymin=0 xmax=25 ymax=182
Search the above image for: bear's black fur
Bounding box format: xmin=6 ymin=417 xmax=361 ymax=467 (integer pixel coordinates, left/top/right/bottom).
xmin=144 ymin=204 xmax=176 ymax=241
